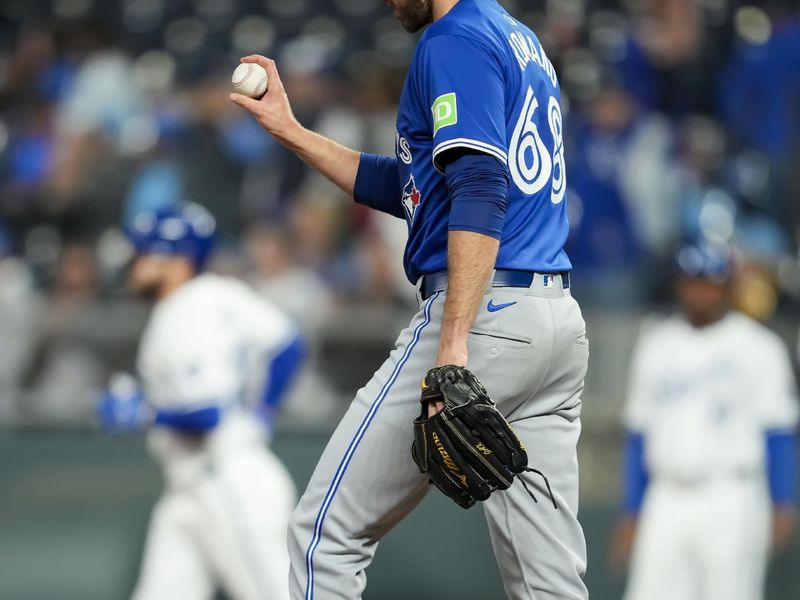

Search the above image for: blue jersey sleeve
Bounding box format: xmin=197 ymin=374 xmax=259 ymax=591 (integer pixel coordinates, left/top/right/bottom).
xmin=260 ymin=333 xmax=306 ymax=423
xmin=621 ymin=431 xmax=649 ymax=515
xmin=766 ymin=430 xmax=798 ymax=507
xmin=418 ymin=34 xmax=507 ymax=172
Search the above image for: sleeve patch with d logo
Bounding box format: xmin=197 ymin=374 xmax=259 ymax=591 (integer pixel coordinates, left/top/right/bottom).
xmin=432 ymin=92 xmax=458 ymax=135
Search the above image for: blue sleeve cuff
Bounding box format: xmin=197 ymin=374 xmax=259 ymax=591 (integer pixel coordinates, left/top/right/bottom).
xmin=261 ymin=334 xmax=306 ymax=414
xmin=766 ymin=430 xmax=798 ymax=506
xmin=622 ymin=431 xmax=649 ymax=515
xmin=155 ymin=406 xmax=221 ymax=433
xmin=354 ymin=153 xmax=404 ymax=219
xmin=444 ymin=152 xmax=509 ymax=239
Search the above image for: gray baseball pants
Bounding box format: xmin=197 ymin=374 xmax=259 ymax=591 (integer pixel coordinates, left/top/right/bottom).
xmin=288 ymin=274 xmax=589 ymax=600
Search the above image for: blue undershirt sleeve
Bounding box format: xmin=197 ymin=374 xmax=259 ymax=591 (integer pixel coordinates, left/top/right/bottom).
xmin=622 ymin=431 xmax=649 ymax=515
xmin=444 ymin=152 xmax=509 ymax=239
xmin=154 ymin=405 xmax=221 ymax=433
xmin=766 ymin=430 xmax=798 ymax=506
xmin=353 ymin=153 xmax=404 ymax=219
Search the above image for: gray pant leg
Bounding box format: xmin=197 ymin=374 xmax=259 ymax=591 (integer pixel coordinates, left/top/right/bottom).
xmin=469 ymin=289 xmax=589 ymax=600
xmin=288 ymin=295 xmax=442 ymax=600
xmin=483 ymin=414 xmax=587 ymax=600
xmin=289 ymin=286 xmax=589 ymax=600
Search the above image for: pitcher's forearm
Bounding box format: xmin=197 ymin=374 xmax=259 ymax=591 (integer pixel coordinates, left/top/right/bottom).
xmin=228 ymin=55 xmax=361 ymax=196
xmin=279 ymin=124 xmax=361 ymax=196
xmin=437 ymin=230 xmax=499 ymax=367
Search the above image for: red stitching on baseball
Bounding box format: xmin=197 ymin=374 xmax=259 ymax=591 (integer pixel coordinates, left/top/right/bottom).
xmin=254 ymin=76 xmax=266 ymax=97
xmin=232 ymin=64 xmax=253 ymax=87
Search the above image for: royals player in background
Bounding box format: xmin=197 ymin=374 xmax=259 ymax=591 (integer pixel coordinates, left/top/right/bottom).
xmin=98 ymin=202 xmax=305 ymax=600
xmin=611 ymin=241 xmax=799 ymax=600
xmin=232 ymin=1 xmax=589 ymax=598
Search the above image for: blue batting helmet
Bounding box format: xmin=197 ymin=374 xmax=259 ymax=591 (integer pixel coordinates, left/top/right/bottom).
xmin=126 ymin=202 xmax=216 ymax=268
xmin=674 ymin=240 xmax=734 ymax=283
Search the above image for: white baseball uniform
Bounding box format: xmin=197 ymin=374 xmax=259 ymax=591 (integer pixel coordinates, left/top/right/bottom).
xmin=132 ymin=274 xmax=298 ymax=600
xmin=622 ymin=311 xmax=799 ymax=600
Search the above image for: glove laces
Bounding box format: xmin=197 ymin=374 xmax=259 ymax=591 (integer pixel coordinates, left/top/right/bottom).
xmin=519 ymin=468 xmax=559 ymax=510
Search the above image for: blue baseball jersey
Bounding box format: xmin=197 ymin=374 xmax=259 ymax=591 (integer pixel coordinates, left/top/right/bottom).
xmin=395 ymin=0 xmax=572 ymax=283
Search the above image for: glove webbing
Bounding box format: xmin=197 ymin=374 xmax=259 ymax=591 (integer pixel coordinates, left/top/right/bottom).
xmin=441 ymin=411 xmax=514 ymax=488
xmin=442 ymin=410 xmax=558 ymax=509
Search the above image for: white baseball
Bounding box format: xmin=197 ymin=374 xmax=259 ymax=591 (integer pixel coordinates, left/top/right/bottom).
xmin=231 ymin=63 xmax=268 ymax=99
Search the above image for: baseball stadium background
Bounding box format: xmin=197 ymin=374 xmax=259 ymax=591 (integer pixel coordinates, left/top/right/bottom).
xmin=0 ymin=0 xmax=799 ymax=598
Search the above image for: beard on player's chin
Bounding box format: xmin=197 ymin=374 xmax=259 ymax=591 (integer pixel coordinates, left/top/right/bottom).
xmin=136 ymin=282 xmax=162 ymax=301
xmin=127 ymin=275 xmax=162 ymax=301
xmin=393 ymin=0 xmax=433 ymax=33
xmin=127 ymin=260 xmax=167 ymax=301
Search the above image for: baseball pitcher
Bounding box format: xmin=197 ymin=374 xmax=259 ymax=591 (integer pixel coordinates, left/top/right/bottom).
xmin=98 ymin=202 xmax=305 ymax=600
xmin=612 ymin=241 xmax=799 ymax=600
xmin=231 ymin=1 xmax=589 ymax=598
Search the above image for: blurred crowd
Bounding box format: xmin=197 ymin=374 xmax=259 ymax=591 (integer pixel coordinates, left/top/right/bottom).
xmin=1 ymin=0 xmax=799 ymax=424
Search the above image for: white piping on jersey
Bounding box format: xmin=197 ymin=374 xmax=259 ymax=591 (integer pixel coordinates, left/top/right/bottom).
xmin=432 ymin=138 xmax=508 ymax=173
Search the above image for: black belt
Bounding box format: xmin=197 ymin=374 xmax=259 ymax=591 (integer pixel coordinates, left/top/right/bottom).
xmin=420 ymin=269 xmax=570 ymax=300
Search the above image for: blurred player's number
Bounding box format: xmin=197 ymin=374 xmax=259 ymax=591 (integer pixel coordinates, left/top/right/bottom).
xmin=509 ymin=87 xmax=565 ymax=204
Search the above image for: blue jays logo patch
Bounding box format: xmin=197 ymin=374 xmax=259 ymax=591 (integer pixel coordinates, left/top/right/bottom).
xmin=402 ymin=175 xmax=422 ymax=221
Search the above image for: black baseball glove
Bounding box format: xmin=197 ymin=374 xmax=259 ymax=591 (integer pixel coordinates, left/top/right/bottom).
xmin=411 ymin=365 xmax=529 ymax=509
